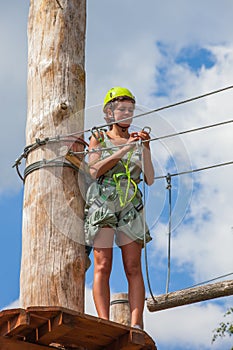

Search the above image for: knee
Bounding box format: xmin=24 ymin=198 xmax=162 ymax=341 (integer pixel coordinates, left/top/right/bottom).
xmin=95 ymin=257 xmax=112 ymax=277
xmin=124 ymin=260 xmax=141 ymax=279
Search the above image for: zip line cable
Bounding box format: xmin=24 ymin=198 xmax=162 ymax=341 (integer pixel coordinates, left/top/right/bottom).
xmin=153 ymin=160 xmax=233 ymax=181
xmin=63 ymin=84 xmax=233 ymax=138
xmin=71 ymin=117 xmax=233 ymax=155
xmin=13 ymin=117 xmax=233 ymax=172
xmin=148 ymin=118 xmax=233 ymax=143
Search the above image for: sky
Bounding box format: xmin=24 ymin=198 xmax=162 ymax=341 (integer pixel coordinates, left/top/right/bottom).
xmin=1 ymin=1 xmax=233 ymax=349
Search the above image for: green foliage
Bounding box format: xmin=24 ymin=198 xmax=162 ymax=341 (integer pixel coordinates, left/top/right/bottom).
xmin=212 ymin=307 xmax=233 ymax=349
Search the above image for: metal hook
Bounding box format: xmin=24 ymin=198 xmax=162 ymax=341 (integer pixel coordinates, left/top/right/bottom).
xmin=91 ymin=127 xmax=102 ymax=142
xmin=142 ymin=126 xmax=152 ymax=134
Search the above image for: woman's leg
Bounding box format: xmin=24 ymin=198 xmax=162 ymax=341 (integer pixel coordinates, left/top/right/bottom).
xmin=93 ymin=227 xmax=115 ymax=320
xmin=120 ymin=234 xmax=145 ymax=327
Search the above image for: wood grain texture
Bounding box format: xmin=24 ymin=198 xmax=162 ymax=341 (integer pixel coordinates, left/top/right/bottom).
xmin=20 ymin=0 xmax=87 ymax=312
xmin=147 ymin=280 xmax=233 ymax=312
xmin=0 ymin=307 xmax=157 ymax=349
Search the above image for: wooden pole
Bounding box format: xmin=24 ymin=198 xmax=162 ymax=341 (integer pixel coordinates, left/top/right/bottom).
xmin=110 ymin=293 xmax=144 ymax=329
xmin=147 ymin=280 xmax=233 ymax=312
xmin=110 ymin=293 xmax=131 ymax=326
xmin=20 ymin=0 xmax=87 ymax=312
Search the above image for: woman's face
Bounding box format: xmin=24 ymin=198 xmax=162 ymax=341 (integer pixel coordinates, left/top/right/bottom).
xmin=112 ymin=100 xmax=135 ymax=127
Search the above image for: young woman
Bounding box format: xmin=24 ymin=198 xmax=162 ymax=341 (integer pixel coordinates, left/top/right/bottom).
xmin=84 ymin=87 xmax=154 ymax=328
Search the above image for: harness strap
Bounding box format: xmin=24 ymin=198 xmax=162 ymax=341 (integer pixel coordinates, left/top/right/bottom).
xmin=97 ymin=130 xmax=137 ymax=207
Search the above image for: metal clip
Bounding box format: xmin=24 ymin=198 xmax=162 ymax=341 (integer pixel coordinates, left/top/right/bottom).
xmin=142 ymin=126 xmax=151 ymax=134
xmin=91 ymin=127 xmax=102 ymax=142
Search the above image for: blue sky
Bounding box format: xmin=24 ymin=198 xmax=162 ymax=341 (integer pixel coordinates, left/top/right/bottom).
xmin=1 ymin=1 xmax=233 ymax=350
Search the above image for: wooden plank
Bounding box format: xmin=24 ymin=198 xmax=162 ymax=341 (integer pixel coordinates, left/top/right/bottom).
xmin=48 ymin=311 xmax=124 ymax=348
xmin=0 ymin=337 xmax=51 ymax=350
xmin=35 ymin=312 xmax=72 ymax=344
xmin=0 ymin=309 xmax=25 ymax=327
xmin=0 ymin=309 xmax=30 ymax=337
xmin=0 ymin=307 xmax=157 ymax=350
xmin=104 ymin=330 xmax=151 ymax=350
xmin=147 ymin=280 xmax=233 ymax=312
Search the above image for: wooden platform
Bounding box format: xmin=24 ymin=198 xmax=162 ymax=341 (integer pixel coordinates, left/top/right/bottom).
xmin=0 ymin=307 xmax=157 ymax=350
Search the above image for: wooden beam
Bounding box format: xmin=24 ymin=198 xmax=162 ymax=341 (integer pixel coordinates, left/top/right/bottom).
xmin=104 ymin=330 xmax=151 ymax=350
xmin=0 ymin=337 xmax=51 ymax=350
xmin=147 ymin=280 xmax=233 ymax=312
xmin=35 ymin=312 xmax=72 ymax=345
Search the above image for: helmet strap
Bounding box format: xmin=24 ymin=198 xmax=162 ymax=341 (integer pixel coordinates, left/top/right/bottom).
xmin=108 ymin=107 xmax=129 ymax=132
xmin=116 ymin=123 xmax=129 ymax=132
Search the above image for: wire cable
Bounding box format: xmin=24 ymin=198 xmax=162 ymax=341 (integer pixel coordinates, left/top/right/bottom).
xmin=149 ymin=118 xmax=233 ymax=143
xmin=154 ymin=160 xmax=233 ymax=181
xmin=165 ymin=174 xmax=172 ymax=294
xmin=139 ymin=141 xmax=157 ymax=303
xmin=60 ymin=118 xmax=233 ymax=158
xmin=183 ymin=272 xmax=233 ymax=290
xmin=13 ymin=116 xmax=233 ymax=172
xmin=64 ymin=84 xmax=233 ymax=138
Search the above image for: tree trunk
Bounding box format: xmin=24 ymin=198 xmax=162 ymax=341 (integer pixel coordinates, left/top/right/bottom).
xmin=147 ymin=280 xmax=233 ymax=312
xmin=20 ymin=0 xmax=86 ymax=312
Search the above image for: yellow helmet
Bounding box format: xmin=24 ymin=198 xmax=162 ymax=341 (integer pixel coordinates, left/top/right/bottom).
xmin=103 ymin=86 xmax=135 ymax=111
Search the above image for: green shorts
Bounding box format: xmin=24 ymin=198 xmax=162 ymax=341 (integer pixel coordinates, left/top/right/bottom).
xmin=84 ymin=181 xmax=152 ymax=248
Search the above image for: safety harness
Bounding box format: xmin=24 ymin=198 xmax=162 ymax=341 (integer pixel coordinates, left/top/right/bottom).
xmin=91 ymin=128 xmax=138 ymax=208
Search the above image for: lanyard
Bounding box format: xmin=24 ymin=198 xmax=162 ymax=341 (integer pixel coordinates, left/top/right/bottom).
xmin=112 ymin=149 xmax=138 ymax=207
xmin=94 ymin=129 xmax=138 ymax=207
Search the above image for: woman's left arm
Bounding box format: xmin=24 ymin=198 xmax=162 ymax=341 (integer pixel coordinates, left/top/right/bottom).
xmin=137 ymin=131 xmax=155 ymax=186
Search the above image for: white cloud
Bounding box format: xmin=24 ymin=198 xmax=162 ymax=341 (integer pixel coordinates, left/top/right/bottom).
xmin=1 ymin=298 xmax=20 ymax=311
xmin=144 ymin=300 xmax=233 ymax=350
xmin=85 ymin=285 xmax=98 ymax=317
xmin=0 ymin=1 xmax=28 ymax=194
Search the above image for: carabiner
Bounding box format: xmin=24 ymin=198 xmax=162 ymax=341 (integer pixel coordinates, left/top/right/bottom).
xmin=142 ymin=126 xmax=151 ymax=134
xmin=91 ymin=126 xmax=103 ymax=142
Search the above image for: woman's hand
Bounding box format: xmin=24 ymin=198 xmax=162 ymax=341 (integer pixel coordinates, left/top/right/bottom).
xmin=136 ymin=130 xmax=151 ymax=148
xmin=125 ymin=132 xmax=141 ymax=150
xmin=135 ymin=130 xmax=154 ymax=185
